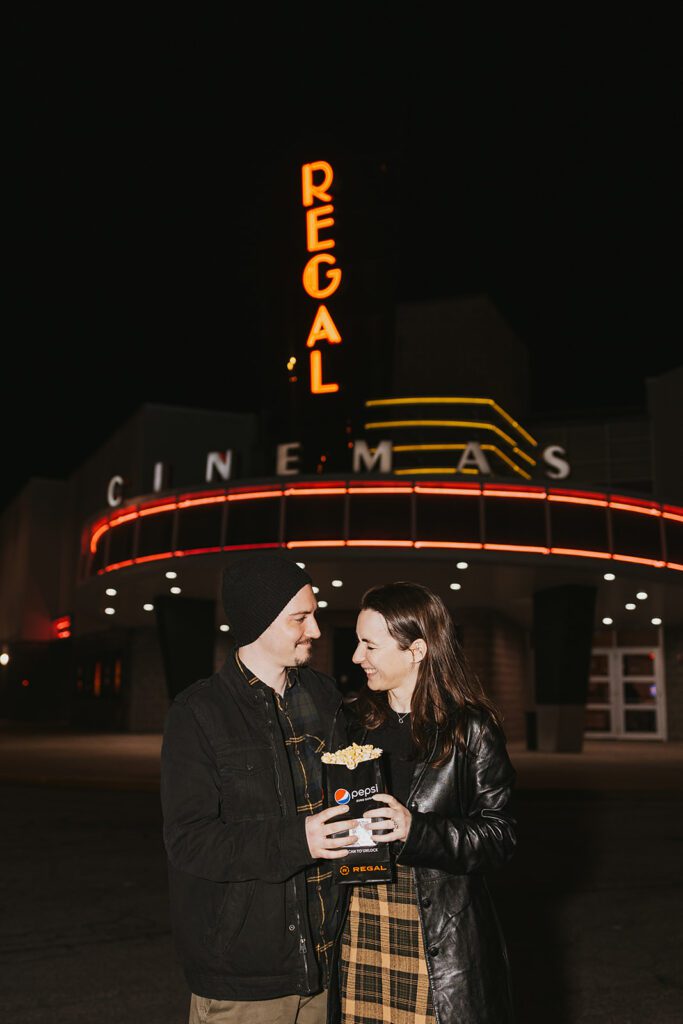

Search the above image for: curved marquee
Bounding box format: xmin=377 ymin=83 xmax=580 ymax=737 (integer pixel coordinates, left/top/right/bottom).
xmin=82 ymin=480 xmax=683 ymax=579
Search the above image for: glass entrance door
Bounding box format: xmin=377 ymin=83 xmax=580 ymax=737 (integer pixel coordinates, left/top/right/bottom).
xmin=586 ymin=643 xmax=666 ymax=739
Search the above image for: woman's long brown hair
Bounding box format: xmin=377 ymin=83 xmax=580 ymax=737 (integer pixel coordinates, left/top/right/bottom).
xmin=356 ymin=581 xmax=502 ymax=766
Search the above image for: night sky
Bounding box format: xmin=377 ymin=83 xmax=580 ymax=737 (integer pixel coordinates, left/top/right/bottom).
xmin=5 ymin=10 xmax=680 ymax=512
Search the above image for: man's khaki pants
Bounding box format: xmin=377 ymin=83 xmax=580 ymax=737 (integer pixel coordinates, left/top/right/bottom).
xmin=189 ymin=989 xmax=327 ymax=1024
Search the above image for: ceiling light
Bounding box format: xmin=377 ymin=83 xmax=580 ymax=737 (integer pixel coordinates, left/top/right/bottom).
xmin=318 ymin=600 xmax=328 ymax=609
xmin=312 ymin=586 xmax=320 ymax=594
xmin=165 ymin=571 xmax=178 ymax=580
xmin=296 ymin=562 xmax=306 ymax=569
xmin=603 ymin=573 xmax=615 ymax=581
xmin=456 ymin=561 xmax=469 ymax=570
xmin=625 ymin=603 xmax=636 ymax=611
xmin=170 ymin=586 xmax=182 ymax=595
xmin=105 ymin=587 xmax=117 ymax=597
xmin=602 ymin=617 xmax=613 ymax=625
xmin=636 ymin=592 xmax=648 ymax=600
xmin=331 ymin=579 xmax=343 ymax=588
xmin=449 ymin=583 xmax=461 ymax=591
xmin=219 ymin=624 xmax=230 ymax=632
xmin=143 ymin=603 xmax=154 ymax=612
xmin=104 ymin=607 xmax=115 ymax=615
xmin=651 ymin=617 xmax=662 ymax=626
xmin=0 ymin=653 xmax=9 ymax=666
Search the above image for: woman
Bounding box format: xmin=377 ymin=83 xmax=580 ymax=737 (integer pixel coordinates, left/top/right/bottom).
xmin=329 ymin=581 xmax=516 ymax=1024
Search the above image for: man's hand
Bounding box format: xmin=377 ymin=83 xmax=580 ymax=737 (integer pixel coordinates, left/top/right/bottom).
xmin=305 ymin=806 xmax=358 ymax=859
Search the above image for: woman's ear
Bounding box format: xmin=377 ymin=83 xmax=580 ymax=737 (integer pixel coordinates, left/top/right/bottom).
xmin=411 ymin=639 xmax=427 ymax=663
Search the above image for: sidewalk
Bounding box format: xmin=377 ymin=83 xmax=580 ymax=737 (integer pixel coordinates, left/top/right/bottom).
xmin=1 ymin=720 xmax=682 ymax=791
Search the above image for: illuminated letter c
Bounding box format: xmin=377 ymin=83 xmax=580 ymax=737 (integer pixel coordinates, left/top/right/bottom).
xmin=107 ymin=475 xmax=124 ymax=507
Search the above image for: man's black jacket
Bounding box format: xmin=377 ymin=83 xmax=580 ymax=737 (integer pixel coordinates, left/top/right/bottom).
xmin=160 ymin=654 xmax=345 ymax=1001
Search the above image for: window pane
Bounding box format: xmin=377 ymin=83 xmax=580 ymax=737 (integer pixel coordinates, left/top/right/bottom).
xmin=286 ymin=495 xmax=345 ymax=542
xmin=138 ymin=512 xmax=174 ymax=557
xmin=610 ymin=508 xmax=662 ymax=560
xmin=107 ymin=521 xmax=136 ymax=566
xmin=226 ymin=497 xmax=281 ymax=546
xmin=550 ymin=503 xmax=609 ymax=552
xmin=415 ymin=494 xmax=480 ymax=543
xmin=177 ymin=504 xmax=224 ymax=551
xmin=349 ymin=495 xmax=411 ymax=541
xmin=587 ymin=681 xmax=610 ymax=703
xmin=623 ymin=682 xmax=657 ymax=705
xmin=622 ymin=653 xmax=655 ymax=676
xmin=590 ymin=654 xmax=609 ymax=675
xmin=483 ymin=497 xmax=547 ymax=546
xmin=624 ymin=710 xmax=657 ymax=733
xmin=585 ymin=709 xmax=611 ymax=731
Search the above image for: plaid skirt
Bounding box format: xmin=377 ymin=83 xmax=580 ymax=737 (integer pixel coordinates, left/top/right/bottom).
xmin=339 ymin=862 xmax=436 ymax=1024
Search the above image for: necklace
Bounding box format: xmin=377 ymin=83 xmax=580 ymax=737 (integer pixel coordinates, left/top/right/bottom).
xmin=393 ymin=708 xmax=411 ymax=724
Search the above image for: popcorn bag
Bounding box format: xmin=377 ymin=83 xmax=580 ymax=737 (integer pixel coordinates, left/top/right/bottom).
xmin=321 ymin=743 xmax=394 ymax=885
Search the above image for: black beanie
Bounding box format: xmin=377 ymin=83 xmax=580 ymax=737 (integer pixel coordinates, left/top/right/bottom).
xmin=221 ymin=552 xmax=313 ymax=647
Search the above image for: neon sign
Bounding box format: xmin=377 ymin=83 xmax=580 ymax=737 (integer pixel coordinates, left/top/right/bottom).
xmin=301 ymin=161 xmax=342 ymax=394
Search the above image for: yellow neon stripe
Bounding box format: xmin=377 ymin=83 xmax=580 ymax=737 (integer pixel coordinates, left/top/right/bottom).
xmin=365 ymin=397 xmax=538 ymax=447
xmin=394 ymin=467 xmax=477 ymax=475
xmin=513 ymin=445 xmax=536 ymax=466
xmin=365 ymin=419 xmax=523 ymax=448
xmin=391 ymin=442 xmax=537 ymax=470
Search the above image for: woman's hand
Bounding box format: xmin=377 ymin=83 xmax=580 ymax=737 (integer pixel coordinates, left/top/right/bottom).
xmin=362 ymin=793 xmax=412 ymax=843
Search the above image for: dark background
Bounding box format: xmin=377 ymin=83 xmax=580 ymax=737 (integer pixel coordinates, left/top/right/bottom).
xmin=6 ymin=9 xmax=680 ymax=512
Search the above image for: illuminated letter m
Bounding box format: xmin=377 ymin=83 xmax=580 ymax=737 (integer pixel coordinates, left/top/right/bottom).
xmin=352 ymin=440 xmax=393 ymax=473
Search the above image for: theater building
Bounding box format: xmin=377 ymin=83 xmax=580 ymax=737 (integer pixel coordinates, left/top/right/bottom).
xmin=1 ymin=158 xmax=682 ymax=750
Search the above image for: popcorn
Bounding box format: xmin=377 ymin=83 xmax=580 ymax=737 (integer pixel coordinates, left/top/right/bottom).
xmin=321 ymin=742 xmax=383 ymax=769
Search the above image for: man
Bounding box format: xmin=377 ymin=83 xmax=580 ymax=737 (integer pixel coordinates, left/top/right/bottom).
xmin=161 ymin=552 xmax=355 ymax=1024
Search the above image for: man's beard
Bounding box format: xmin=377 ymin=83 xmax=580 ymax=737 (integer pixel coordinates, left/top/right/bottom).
xmin=292 ymin=641 xmax=313 ymax=666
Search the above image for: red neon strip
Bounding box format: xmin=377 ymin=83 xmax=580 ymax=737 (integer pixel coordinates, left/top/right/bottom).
xmin=139 ymin=502 xmax=177 ymax=517
xmin=414 ymin=541 xmax=483 ymax=550
xmin=549 ymin=548 xmax=612 ymax=560
xmin=133 ymin=552 xmax=175 ymax=564
xmin=483 ymin=543 xmax=550 ymax=553
xmin=89 ymin=521 xmax=110 ymax=552
xmin=548 ymin=495 xmax=609 ymax=508
xmin=348 ymin=481 xmax=414 ymax=490
xmin=58 ymin=631 xmax=71 ymax=638
xmin=666 ymin=561 xmax=683 ymax=571
xmin=228 ymin=491 xmax=283 ymax=502
xmin=110 ymin=511 xmax=139 ymax=527
xmin=177 ymin=495 xmax=227 ymax=508
xmin=284 ymin=488 xmax=347 ymax=496
xmin=414 ymin=486 xmax=480 ymax=497
xmin=223 ymin=543 xmax=283 ymax=551
xmin=548 ymin=488 xmax=609 ymax=501
xmin=173 ymin=546 xmax=223 ymax=556
xmin=103 ymin=559 xmax=136 ymax=572
xmin=228 ymin=483 xmax=283 ymax=494
xmin=285 ymin=540 xmax=346 ymax=548
xmin=484 ymin=484 xmax=545 ymax=496
xmin=612 ymin=554 xmax=666 ymax=568
xmin=483 ymin=490 xmax=545 ymax=500
xmin=610 ymin=501 xmax=661 ymax=517
xmin=347 ymin=540 xmax=414 ymax=547
xmin=610 ymin=494 xmax=660 ymax=510
xmin=287 ymin=480 xmax=348 ymax=490
xmin=348 ymin=486 xmax=413 ymax=495
xmin=663 ymin=510 xmax=683 ymax=523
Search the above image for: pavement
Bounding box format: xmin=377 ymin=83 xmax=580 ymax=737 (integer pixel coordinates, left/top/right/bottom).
xmin=0 ymin=723 xmax=681 ymax=1023
xmin=1 ymin=719 xmax=682 ymax=792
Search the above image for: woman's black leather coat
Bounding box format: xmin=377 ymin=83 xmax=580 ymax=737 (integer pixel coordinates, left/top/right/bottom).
xmin=328 ymin=707 xmax=517 ymax=1024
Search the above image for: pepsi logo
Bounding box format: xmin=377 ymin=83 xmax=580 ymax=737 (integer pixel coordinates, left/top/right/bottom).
xmin=334 ymin=788 xmax=351 ymax=804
